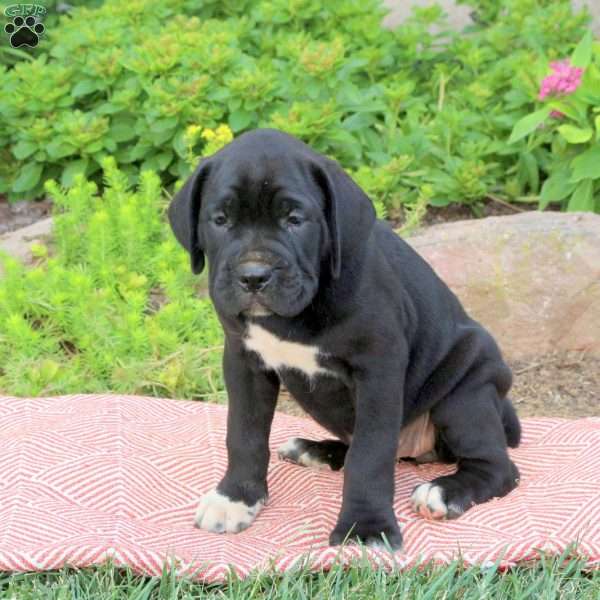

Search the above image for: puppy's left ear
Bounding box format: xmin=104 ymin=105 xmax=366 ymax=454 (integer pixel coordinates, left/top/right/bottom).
xmin=311 ymin=157 xmax=376 ymax=279
xmin=167 ymin=161 xmax=211 ymax=274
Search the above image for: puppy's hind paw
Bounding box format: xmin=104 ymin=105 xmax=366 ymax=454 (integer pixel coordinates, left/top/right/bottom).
xmin=277 ymin=437 xmax=347 ymax=470
xmin=412 ymin=483 xmax=447 ymax=520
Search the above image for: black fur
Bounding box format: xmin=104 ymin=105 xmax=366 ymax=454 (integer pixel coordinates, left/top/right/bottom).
xmin=168 ymin=129 xmax=521 ymax=550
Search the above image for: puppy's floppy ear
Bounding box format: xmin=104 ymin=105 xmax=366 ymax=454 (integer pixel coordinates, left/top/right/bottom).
xmin=311 ymin=157 xmax=376 ymax=279
xmin=167 ymin=161 xmax=211 ymax=274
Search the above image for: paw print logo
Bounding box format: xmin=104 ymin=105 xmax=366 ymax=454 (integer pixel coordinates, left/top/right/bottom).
xmin=4 ymin=15 xmax=45 ymax=48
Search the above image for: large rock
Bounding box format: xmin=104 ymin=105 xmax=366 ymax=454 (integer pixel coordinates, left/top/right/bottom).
xmin=406 ymin=212 xmax=600 ymax=359
xmin=0 ymin=217 xmax=53 ymax=275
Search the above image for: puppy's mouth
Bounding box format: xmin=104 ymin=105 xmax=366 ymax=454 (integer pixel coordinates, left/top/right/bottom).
xmin=241 ymin=298 xmax=274 ymax=318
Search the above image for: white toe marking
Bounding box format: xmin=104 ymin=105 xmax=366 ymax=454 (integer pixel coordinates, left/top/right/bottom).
xmin=277 ymin=438 xmax=332 ymax=470
xmin=411 ymin=482 xmax=432 ymax=509
xmin=277 ymin=437 xmax=301 ymax=458
xmin=411 ymin=483 xmax=448 ymax=520
xmin=297 ymin=451 xmax=332 ymax=470
xmin=194 ymin=489 xmax=264 ymax=533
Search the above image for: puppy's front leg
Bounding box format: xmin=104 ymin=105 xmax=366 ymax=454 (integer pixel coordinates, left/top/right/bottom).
xmin=329 ymin=364 xmax=405 ymax=550
xmin=195 ymin=340 xmax=279 ymax=534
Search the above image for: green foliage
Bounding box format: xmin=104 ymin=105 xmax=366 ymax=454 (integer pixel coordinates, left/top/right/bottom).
xmin=0 ymin=160 xmax=224 ymax=399
xmin=0 ymin=0 xmax=591 ymax=217
xmin=509 ymin=32 xmax=600 ymax=212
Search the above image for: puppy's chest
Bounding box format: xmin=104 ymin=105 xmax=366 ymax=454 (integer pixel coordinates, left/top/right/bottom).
xmin=243 ymin=323 xmax=334 ymax=379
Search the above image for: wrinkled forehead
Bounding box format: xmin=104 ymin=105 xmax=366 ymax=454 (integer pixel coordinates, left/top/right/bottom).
xmin=202 ymin=150 xmax=323 ymax=215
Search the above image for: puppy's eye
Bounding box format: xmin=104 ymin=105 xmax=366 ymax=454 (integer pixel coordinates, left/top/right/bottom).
xmin=213 ymin=214 xmax=228 ymax=227
xmin=286 ymin=214 xmax=303 ymax=227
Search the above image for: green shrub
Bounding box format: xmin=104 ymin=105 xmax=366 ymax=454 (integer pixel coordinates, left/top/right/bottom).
xmin=0 ymin=160 xmax=224 ymax=398
xmin=0 ymin=0 xmax=592 ymax=216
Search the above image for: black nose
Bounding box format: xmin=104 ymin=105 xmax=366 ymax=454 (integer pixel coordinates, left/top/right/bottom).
xmin=237 ymin=262 xmax=273 ymax=293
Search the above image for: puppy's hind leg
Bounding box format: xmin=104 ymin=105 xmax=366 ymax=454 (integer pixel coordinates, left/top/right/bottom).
xmin=411 ymin=382 xmax=520 ymax=520
xmin=278 ymin=438 xmax=348 ymax=471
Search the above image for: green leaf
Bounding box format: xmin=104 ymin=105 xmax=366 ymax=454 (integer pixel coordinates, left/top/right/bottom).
xmin=539 ymin=168 xmax=577 ymax=209
xmin=557 ymin=125 xmax=593 ymax=144
xmin=141 ymin=151 xmax=173 ymax=172
xmin=571 ymin=30 xmax=593 ymax=69
xmin=577 ymin=63 xmax=600 ymax=104
xmin=519 ymin=152 xmax=539 ymax=193
xmin=71 ymin=80 xmax=99 ymax=97
xmin=228 ymin=109 xmax=253 ymax=132
xmin=13 ymin=162 xmax=44 ymax=193
xmin=96 ymin=102 xmax=122 ymax=115
xmin=172 ymin=130 xmax=188 ymax=159
xmin=104 ymin=138 xmax=117 ymax=152
xmin=428 ymin=195 xmax=451 ymax=207
xmin=47 ymin=139 xmax=76 ymax=159
xmin=570 ymin=145 xmax=600 ymax=182
xmin=12 ymin=140 xmax=37 ymax=160
xmin=342 ymin=112 xmax=376 ymax=132
xmin=595 ymin=115 xmax=600 ymax=141
xmin=508 ymin=107 xmax=552 ymax=144
xmin=60 ymin=159 xmax=89 ymax=187
xmin=110 ymin=116 xmax=137 ymax=142
xmin=150 ymin=117 xmax=178 ymax=134
xmin=567 ymin=179 xmax=594 ymax=211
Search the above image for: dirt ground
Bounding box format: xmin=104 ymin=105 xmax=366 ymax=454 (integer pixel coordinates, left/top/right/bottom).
xmin=0 ymin=196 xmax=52 ymax=235
xmin=278 ymin=351 xmax=600 ymax=420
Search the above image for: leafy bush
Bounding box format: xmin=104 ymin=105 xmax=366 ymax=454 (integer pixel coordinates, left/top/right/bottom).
xmin=0 ymin=160 xmax=224 ymax=398
xmin=0 ymin=0 xmax=593 ymax=217
xmin=509 ymin=32 xmax=600 ymax=212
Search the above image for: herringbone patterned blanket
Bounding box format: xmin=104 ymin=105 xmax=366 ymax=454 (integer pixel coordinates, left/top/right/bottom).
xmin=1 ymin=394 xmax=598 ymax=581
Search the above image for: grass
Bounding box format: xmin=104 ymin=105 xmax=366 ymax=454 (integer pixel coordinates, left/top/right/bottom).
xmin=0 ymin=551 xmax=598 ymax=599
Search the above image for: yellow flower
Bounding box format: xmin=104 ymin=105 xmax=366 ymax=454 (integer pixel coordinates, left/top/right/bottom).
xmin=201 ymin=128 xmax=216 ymax=141
xmin=215 ymin=124 xmax=233 ymax=143
xmin=200 ymin=124 xmax=234 ymax=157
xmin=185 ymin=124 xmax=201 ymax=140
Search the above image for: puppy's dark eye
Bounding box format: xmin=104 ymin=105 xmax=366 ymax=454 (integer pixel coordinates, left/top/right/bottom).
xmin=286 ymin=214 xmax=303 ymax=227
xmin=213 ymin=214 xmax=228 ymax=227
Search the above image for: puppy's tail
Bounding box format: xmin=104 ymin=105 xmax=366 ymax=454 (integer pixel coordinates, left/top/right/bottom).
xmin=502 ymin=399 xmax=521 ymax=448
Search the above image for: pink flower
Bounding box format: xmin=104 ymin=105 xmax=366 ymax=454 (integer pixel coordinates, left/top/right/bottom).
xmin=538 ymin=59 xmax=584 ymax=101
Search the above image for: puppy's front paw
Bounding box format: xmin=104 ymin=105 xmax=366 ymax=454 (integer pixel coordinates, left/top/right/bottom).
xmin=194 ymin=488 xmax=265 ymax=533
xmin=329 ymin=518 xmax=402 ymax=551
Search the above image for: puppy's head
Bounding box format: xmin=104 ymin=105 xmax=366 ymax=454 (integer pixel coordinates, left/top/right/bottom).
xmin=168 ymin=129 xmax=375 ymax=319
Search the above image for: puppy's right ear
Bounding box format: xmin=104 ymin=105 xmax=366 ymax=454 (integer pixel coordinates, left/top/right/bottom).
xmin=167 ymin=162 xmax=211 ymax=274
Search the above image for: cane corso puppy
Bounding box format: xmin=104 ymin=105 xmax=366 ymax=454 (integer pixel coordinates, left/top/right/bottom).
xmin=168 ymin=128 xmax=521 ymax=550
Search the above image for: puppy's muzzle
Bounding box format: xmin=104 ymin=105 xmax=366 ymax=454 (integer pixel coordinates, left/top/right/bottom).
xmin=237 ymin=261 xmax=273 ymax=293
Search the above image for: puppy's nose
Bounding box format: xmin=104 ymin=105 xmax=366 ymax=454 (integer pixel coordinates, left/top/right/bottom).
xmin=237 ymin=262 xmax=273 ymax=293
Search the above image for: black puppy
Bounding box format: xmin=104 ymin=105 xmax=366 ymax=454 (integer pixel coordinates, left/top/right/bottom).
xmin=168 ymin=129 xmax=521 ymax=550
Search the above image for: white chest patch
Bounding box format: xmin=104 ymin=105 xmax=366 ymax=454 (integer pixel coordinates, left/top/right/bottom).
xmin=244 ymin=323 xmax=331 ymax=378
